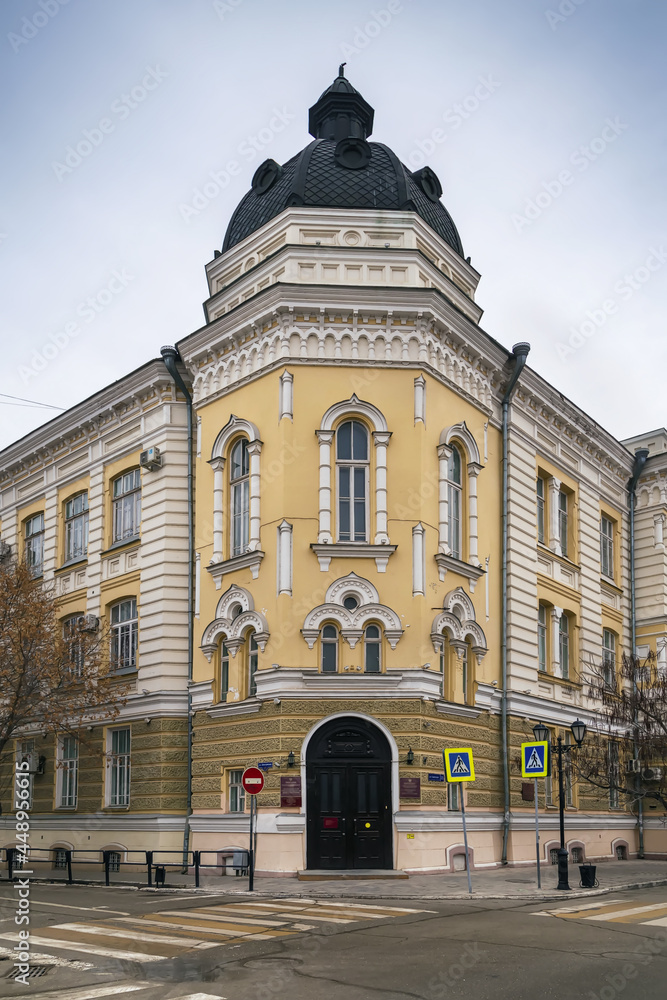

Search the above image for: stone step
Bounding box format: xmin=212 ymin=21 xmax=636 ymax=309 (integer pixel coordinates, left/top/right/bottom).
xmin=297 ymin=869 xmax=409 ymax=881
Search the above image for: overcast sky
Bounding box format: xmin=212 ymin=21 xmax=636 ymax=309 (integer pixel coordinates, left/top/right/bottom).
xmin=1 ymin=0 xmax=665 ymax=452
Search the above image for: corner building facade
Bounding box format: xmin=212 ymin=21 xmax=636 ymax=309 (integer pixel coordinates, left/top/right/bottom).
xmin=1 ymin=70 xmax=665 ymax=875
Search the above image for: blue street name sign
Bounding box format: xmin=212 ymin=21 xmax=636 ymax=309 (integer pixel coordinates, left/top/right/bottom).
xmin=427 ymin=773 xmax=445 ymax=782
xmin=257 ymin=762 xmax=273 ymax=770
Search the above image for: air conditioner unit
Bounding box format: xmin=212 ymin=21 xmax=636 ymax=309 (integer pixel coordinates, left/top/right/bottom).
xmin=140 ymin=446 xmax=162 ymax=471
xmin=625 ymin=758 xmax=641 ymax=774
xmin=642 ymin=767 xmax=663 ymax=782
xmin=81 ymin=614 xmax=99 ymax=632
xmin=20 ymin=752 xmax=45 ymax=775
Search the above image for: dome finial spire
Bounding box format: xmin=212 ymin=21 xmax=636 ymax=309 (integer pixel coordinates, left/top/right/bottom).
xmin=308 ymin=68 xmax=374 ymax=141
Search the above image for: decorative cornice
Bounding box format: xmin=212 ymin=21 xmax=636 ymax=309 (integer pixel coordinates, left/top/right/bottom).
xmin=311 ymin=542 xmax=396 ymax=573
xmin=206 ymin=550 xmax=265 ymax=589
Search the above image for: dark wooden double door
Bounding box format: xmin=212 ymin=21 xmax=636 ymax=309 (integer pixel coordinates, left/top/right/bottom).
xmin=306 ymin=718 xmax=392 ymax=870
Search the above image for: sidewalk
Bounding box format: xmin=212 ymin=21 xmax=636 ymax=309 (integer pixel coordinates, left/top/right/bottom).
xmin=147 ymin=859 xmax=667 ymax=902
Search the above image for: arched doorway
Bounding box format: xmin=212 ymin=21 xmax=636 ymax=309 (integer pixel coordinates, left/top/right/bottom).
xmin=306 ymin=716 xmax=393 ymax=870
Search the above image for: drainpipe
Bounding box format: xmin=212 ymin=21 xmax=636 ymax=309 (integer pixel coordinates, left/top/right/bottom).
xmin=628 ymin=447 xmax=649 ymax=859
xmin=500 ymin=342 xmax=531 ymax=866
xmin=160 ymin=346 xmax=194 ymax=869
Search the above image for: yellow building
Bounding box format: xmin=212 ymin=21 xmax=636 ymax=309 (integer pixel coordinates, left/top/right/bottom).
xmin=1 ymin=69 xmax=664 ymax=877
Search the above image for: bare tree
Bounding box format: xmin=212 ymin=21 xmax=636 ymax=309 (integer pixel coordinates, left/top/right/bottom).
xmin=577 ymin=651 xmax=667 ymax=811
xmin=0 ymin=557 xmax=128 ymax=764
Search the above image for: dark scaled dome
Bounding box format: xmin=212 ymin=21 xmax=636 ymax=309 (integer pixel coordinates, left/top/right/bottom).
xmin=222 ymin=67 xmax=464 ymax=257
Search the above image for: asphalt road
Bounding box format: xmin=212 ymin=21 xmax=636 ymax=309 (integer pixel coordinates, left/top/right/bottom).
xmin=0 ymin=883 xmax=665 ymax=999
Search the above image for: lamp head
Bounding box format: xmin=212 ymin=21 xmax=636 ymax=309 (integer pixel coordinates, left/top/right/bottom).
xmin=570 ymin=718 xmax=587 ymax=746
xmin=533 ymin=721 xmax=550 ymax=744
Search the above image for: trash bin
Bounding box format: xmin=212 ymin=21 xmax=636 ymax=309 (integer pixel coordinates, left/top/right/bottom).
xmin=579 ymin=863 xmax=598 ymax=888
xmin=154 ymin=865 xmax=166 ymax=887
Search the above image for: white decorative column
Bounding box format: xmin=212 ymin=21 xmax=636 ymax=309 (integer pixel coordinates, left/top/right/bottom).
xmin=548 ymin=476 xmax=562 ymax=556
xmin=437 ymin=443 xmax=452 ymax=553
xmin=551 ymin=606 xmax=563 ymax=676
xmin=414 ymin=375 xmax=426 ymax=424
xmin=654 ymin=514 xmax=665 ymax=548
xmin=279 ymin=369 xmax=293 ymax=421
xmin=277 ymin=520 xmax=293 ymax=596
xmin=195 ymin=552 xmax=201 ymax=617
xmin=467 ymin=462 xmax=482 ymax=565
xmin=373 ymin=431 xmax=392 ymax=544
xmin=209 ymin=456 xmax=225 ymax=563
xmin=412 ymin=523 xmax=425 ymax=596
xmin=317 ymin=430 xmax=334 ymax=543
xmin=247 ymin=440 xmax=263 ymax=551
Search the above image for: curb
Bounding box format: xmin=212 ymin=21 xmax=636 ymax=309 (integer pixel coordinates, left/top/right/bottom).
xmin=9 ymin=875 xmax=667 ymax=903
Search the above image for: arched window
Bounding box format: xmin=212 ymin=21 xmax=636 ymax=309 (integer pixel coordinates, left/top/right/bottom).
xmin=447 ymin=446 xmax=462 ymax=559
xmin=220 ymin=642 xmax=230 ymax=702
xmin=559 ymin=615 xmax=570 ymax=680
xmin=248 ymin=633 xmax=258 ymax=696
xmin=321 ymin=625 xmax=338 ymax=673
xmin=364 ymin=624 xmax=381 ymax=673
xmin=336 ymin=420 xmax=369 ymax=542
xmin=230 ymin=439 xmax=249 ymax=557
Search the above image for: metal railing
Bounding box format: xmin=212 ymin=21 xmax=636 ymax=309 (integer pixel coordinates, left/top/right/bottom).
xmin=1 ymin=847 xmax=249 ymax=888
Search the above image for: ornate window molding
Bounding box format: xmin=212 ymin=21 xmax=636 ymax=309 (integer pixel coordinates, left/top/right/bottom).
xmin=430 ymin=587 xmax=488 ymax=666
xmin=200 ymin=584 xmax=269 ymax=661
xmin=315 ymin=394 xmax=392 ymax=549
xmin=437 ymin=421 xmax=483 ymax=577
xmin=302 ymin=572 xmax=403 ymax=651
xmin=207 ymin=415 xmax=264 ymax=586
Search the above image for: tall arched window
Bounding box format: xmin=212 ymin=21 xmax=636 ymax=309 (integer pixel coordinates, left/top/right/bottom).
xmin=248 ymin=633 xmax=258 ymax=696
xmin=364 ymin=624 xmax=381 ymax=673
xmin=220 ymin=642 xmax=230 ymax=702
xmin=336 ymin=420 xmax=369 ymax=542
xmin=559 ymin=615 xmax=570 ymax=680
xmin=447 ymin=446 xmax=462 ymax=559
xmin=321 ymin=625 xmax=338 ymax=673
xmin=230 ymin=439 xmax=249 ymax=557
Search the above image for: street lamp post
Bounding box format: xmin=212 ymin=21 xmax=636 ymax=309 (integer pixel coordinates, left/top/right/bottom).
xmin=533 ymin=719 xmax=587 ymax=891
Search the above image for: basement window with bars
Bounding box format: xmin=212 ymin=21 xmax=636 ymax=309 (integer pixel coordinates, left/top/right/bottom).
xmin=108 ymin=851 xmax=121 ymax=872
xmin=53 ymin=849 xmax=68 ymax=870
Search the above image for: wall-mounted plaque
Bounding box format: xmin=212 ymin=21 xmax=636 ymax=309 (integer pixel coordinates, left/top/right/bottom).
xmin=280 ymin=775 xmax=302 ymax=808
xmin=399 ymin=776 xmax=421 ymax=799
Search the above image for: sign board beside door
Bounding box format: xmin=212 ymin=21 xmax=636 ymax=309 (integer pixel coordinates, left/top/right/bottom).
xmin=280 ymin=775 xmax=302 ymax=808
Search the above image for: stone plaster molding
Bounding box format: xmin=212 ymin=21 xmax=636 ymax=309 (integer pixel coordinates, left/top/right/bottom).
xmin=208 ymin=414 xmax=263 ymax=562
xmin=430 ymin=586 xmax=488 ymax=664
xmin=315 ymin=394 xmax=391 ymax=545
xmin=254 ymin=665 xmax=442 ymax=700
xmin=190 ymin=315 xmax=493 ymax=417
xmin=310 ymin=542 xmax=396 ymax=573
xmin=200 ymin=584 xmax=269 ymax=659
xmin=301 ymin=573 xmax=403 ymax=650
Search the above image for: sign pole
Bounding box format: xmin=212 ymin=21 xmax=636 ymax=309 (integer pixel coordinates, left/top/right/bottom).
xmin=248 ymin=793 xmax=255 ymax=892
xmin=460 ymin=790 xmax=473 ymax=896
xmin=534 ymin=777 xmax=541 ymax=889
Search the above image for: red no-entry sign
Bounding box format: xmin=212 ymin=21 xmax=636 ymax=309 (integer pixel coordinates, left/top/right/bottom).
xmin=242 ymin=767 xmax=265 ymax=795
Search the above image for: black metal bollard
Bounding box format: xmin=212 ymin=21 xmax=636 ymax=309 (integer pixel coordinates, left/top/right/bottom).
xmin=146 ymin=851 xmax=153 ymax=887
xmin=556 ymin=847 xmax=571 ymax=890
xmin=103 ymin=850 xmax=110 ymax=887
xmin=66 ymin=849 xmax=73 ymax=884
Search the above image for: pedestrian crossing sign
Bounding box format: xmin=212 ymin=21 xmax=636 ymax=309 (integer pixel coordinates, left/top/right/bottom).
xmin=444 ymin=748 xmax=475 ymax=782
xmin=521 ymin=740 xmax=549 ymax=778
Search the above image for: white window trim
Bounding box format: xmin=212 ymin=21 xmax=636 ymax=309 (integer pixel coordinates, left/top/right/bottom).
xmin=437 ymin=423 xmax=482 ymax=569
xmin=57 ymin=736 xmax=78 ymax=809
xmin=208 ymin=415 xmax=263 ymax=564
xmin=106 ymin=727 xmax=131 ymax=808
xmin=316 ymin=395 xmax=391 ymax=546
